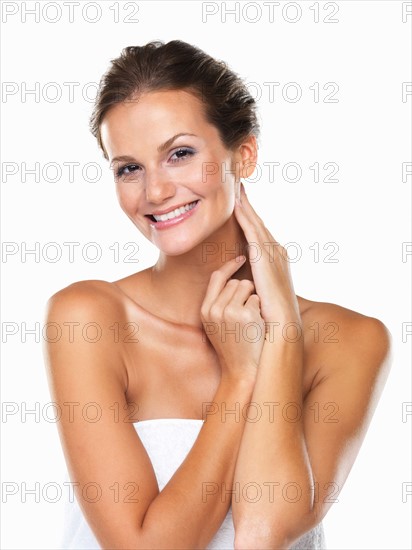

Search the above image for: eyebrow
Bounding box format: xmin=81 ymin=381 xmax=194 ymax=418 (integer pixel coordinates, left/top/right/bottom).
xmin=110 ymin=133 xmax=198 ymax=164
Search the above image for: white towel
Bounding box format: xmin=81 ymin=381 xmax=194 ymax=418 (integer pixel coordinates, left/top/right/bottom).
xmin=60 ymin=418 xmax=326 ymax=549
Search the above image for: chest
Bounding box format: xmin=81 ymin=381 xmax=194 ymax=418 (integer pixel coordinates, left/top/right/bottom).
xmin=124 ymin=321 xmax=221 ymax=419
xmin=123 ymin=319 xmax=320 ymax=421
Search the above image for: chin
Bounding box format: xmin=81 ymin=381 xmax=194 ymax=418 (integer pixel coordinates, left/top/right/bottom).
xmin=151 ymin=236 xmax=204 ymax=257
xmin=147 ymin=214 xmax=234 ymax=257
xmin=153 ymin=226 xmax=227 ymax=258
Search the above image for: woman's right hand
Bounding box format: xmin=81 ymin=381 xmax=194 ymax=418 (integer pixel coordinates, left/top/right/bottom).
xmin=200 ymin=256 xmax=265 ymax=384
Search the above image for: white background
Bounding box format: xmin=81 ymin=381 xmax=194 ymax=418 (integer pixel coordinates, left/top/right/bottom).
xmin=1 ymin=1 xmax=411 ymax=548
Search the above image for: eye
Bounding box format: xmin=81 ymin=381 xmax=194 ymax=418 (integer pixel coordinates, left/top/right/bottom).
xmin=113 ymin=147 xmax=196 ymax=180
xmin=169 ymin=147 xmax=196 ymax=163
xmin=115 ymin=164 xmax=141 ymax=178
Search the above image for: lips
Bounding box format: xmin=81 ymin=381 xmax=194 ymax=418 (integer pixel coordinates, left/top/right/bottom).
xmin=146 ymin=200 xmax=199 ymax=222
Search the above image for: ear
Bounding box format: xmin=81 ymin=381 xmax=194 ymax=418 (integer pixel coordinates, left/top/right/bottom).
xmin=233 ymin=134 xmax=258 ymax=181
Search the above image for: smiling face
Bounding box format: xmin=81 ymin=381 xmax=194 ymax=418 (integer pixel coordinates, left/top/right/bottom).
xmin=100 ymin=89 xmax=256 ymax=256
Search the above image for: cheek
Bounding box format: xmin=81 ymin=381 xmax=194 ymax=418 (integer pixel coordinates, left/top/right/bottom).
xmin=215 ymin=161 xmax=237 ymax=202
xmin=209 ymin=181 xmax=236 ymax=224
xmin=193 ymin=152 xmax=234 ymax=192
xmin=115 ymin=186 xmax=149 ymax=232
xmin=116 ymin=183 xmax=141 ymax=212
xmin=178 ymin=160 xmax=209 ymax=191
xmin=198 ymin=159 xmax=236 ymax=220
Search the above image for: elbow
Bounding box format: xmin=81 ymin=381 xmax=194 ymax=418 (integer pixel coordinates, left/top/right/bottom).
xmin=234 ymin=508 xmax=319 ymax=550
xmin=234 ymin=534 xmax=289 ymax=550
xmin=234 ymin=524 xmax=290 ymax=550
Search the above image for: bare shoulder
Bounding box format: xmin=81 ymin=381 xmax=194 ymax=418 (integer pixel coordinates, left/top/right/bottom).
xmin=45 ymin=268 xmax=153 ymax=315
xmin=298 ymin=295 xmax=392 ymax=373
xmin=43 ymin=279 xmax=131 ymax=381
xmin=292 ymin=297 xmax=393 ymax=528
xmin=44 ymin=279 xmax=130 ymax=326
xmin=46 ymin=278 xmax=122 ymax=306
xmin=43 ymin=279 xmax=161 ymax=548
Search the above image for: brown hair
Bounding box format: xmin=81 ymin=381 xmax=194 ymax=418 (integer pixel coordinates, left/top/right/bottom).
xmin=89 ymin=40 xmax=260 ymax=160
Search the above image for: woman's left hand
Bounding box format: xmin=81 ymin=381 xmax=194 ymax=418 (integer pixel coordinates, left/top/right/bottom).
xmin=234 ymin=182 xmax=301 ymax=328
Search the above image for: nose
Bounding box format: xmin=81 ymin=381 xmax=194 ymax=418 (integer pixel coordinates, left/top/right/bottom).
xmin=145 ymin=168 xmax=176 ymax=204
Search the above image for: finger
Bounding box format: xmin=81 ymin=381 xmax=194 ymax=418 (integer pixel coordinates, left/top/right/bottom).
xmin=228 ymin=279 xmax=256 ymax=306
xmin=234 ymin=201 xmax=268 ymax=249
xmin=235 ymin=186 xmax=280 ymax=247
xmin=236 ymin=188 xmax=266 ymax=235
xmin=210 ymin=279 xmax=242 ymax=311
xmin=201 ymin=256 xmax=246 ymax=313
xmin=244 ymin=293 xmax=262 ymax=313
xmin=239 ymin=184 xmax=271 ymax=230
xmin=239 ymin=183 xmax=263 ymax=222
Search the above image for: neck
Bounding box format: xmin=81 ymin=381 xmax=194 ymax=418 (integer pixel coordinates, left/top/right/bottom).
xmin=149 ymin=214 xmax=253 ymax=327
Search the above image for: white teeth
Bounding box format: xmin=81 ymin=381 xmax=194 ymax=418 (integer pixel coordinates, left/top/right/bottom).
xmin=153 ymin=201 xmax=197 ymax=222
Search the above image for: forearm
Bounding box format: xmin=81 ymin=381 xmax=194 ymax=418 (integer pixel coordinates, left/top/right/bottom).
xmin=136 ymin=376 xmax=254 ymax=549
xmin=232 ymin=339 xmax=315 ymax=548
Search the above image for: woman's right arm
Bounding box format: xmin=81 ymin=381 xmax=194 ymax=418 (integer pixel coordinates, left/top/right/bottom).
xmin=43 ymin=262 xmax=258 ymax=549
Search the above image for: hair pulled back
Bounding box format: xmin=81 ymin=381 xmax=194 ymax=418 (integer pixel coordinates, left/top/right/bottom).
xmin=89 ymin=40 xmax=260 ymax=159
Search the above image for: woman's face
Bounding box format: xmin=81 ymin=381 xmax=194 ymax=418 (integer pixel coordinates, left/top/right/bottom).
xmin=100 ymin=89 xmax=253 ymax=256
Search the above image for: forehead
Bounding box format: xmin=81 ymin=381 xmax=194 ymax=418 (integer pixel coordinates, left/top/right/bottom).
xmin=100 ymin=89 xmax=219 ymax=159
xmin=100 ymin=90 xmax=223 ymax=159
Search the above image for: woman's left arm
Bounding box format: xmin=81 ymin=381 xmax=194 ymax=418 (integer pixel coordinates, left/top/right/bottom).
xmin=231 ymin=184 xmax=392 ymax=549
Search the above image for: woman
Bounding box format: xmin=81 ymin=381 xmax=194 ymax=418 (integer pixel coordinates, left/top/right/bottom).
xmin=44 ymin=40 xmax=392 ymax=549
